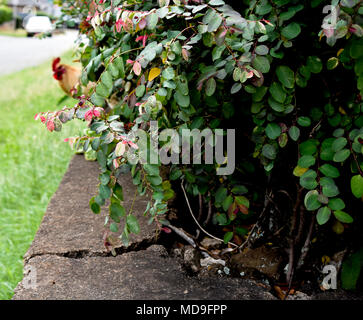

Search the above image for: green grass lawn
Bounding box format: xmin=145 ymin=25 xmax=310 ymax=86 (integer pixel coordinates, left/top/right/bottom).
xmin=0 ymin=51 xmax=86 ymax=300
xmin=0 ymin=29 xmax=27 ymax=37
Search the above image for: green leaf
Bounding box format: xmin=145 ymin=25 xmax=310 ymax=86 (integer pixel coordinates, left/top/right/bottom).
xmin=341 ymin=250 xmax=363 ymax=290
xmin=297 ymin=116 xmax=311 ymax=127
xmin=333 ymin=210 xmax=353 ymax=223
xmin=162 ymin=67 xmax=175 ymax=80
xmin=100 ymin=173 xmax=110 ymax=185
xmin=96 ymin=82 xmax=111 ymax=98
xmin=333 ymin=149 xmax=350 ymax=162
xmin=205 ymin=77 xmax=216 ymax=96
xmin=327 ymin=57 xmax=339 ymax=70
xmin=351 ymin=175 xmax=363 ymax=198
xmin=222 ymin=195 xmax=233 ymax=211
xmin=262 ymin=144 xmax=277 ymax=160
xmin=109 ymin=62 xmax=119 ymax=78
xmin=99 ymin=184 xmax=111 ymax=199
xmin=252 ymin=56 xmax=270 ymax=74
xmin=269 ymin=82 xmax=286 ymax=103
xmin=332 ymin=137 xmax=347 ymax=152
xmin=101 ymin=70 xmax=113 ymax=89
xmin=231 ymin=185 xmax=248 ymax=195
xmin=298 ymin=155 xmax=316 ymax=168
xmin=207 ymin=14 xmax=223 ymax=32
xmin=318 ymin=193 xmax=329 ymax=205
xmin=252 ymin=86 xmax=268 ymax=102
xmin=307 ymin=56 xmax=323 ymax=74
xmin=322 ymin=184 xmax=339 ymax=198
xmin=127 ymin=214 xmax=140 ymax=234
xmin=235 ymin=196 xmax=250 ymax=208
xmin=147 ymin=175 xmax=162 ymax=186
xmin=256 ymin=2 xmax=272 ymax=15
xmin=110 ymin=203 xmax=125 ymax=223
xmin=216 ymin=213 xmax=228 ymax=225
xmin=97 ymin=150 xmax=107 ymax=169
xmin=110 ymin=222 xmax=118 ymax=233
xmin=276 ymin=65 xmax=295 ymax=88
xmin=144 ymin=164 xmax=160 ymax=176
xmin=265 ymin=123 xmax=282 ymax=140
xmin=90 ymin=197 xmax=101 ymax=214
xmin=304 ymin=190 xmax=321 ymax=211
xmin=114 ymin=57 xmax=125 ymax=78
xmin=231 ymin=83 xmax=242 ymax=94
xmin=328 ymin=198 xmax=345 ymax=211
xmin=333 ymin=128 xmax=344 ymax=138
xmin=316 ymin=206 xmax=331 ymax=225
xmin=300 ymin=176 xmax=318 ymax=190
xmin=296 ymin=73 xmax=308 ymax=88
xmin=113 ymin=183 xmax=124 ymax=201
xmin=224 ymin=231 xmax=233 ymax=244
xmin=135 ymin=85 xmax=146 ymax=97
xmin=268 ymin=97 xmax=285 ymax=112
xmin=320 ymin=138 xmax=335 ymax=161
xmin=350 ymin=41 xmax=363 ymax=59
xmin=281 ymin=22 xmax=301 ymax=40
xmin=170 ymin=169 xmax=182 ymax=180
xmin=209 ymin=0 xmax=225 ymax=6
xmin=279 ymin=133 xmax=288 ymax=148
xmin=300 ymin=170 xmax=318 ymax=190
xmin=300 ymin=139 xmax=318 ymax=155
xmin=174 ymin=90 xmax=190 ymax=107
xmin=288 ymin=126 xmax=300 ymax=141
xmin=215 ymin=187 xmax=227 ymax=204
xmin=255 ymin=45 xmax=269 ymax=56
xmin=319 ymin=164 xmax=340 ymax=178
xmin=147 ymin=12 xmax=159 ymax=30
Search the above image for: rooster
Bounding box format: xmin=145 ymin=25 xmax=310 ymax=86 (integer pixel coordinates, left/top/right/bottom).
xmin=52 ymin=57 xmax=84 ymax=96
xmin=52 ymin=57 xmax=121 ymax=113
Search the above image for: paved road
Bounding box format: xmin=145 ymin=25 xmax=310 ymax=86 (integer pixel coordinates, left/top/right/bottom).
xmin=0 ymin=30 xmax=79 ymax=76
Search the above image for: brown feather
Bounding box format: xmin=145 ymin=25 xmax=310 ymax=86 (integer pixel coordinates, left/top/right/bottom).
xmin=57 ymin=64 xmax=82 ymax=96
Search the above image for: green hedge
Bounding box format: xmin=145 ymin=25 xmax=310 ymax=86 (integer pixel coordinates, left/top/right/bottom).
xmin=0 ymin=5 xmax=12 ymax=25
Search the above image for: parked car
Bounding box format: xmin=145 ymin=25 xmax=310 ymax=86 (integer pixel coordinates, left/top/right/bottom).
xmin=24 ymin=16 xmax=54 ymax=37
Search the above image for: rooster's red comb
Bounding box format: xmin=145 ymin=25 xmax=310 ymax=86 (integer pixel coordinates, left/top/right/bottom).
xmin=52 ymin=57 xmax=61 ymax=71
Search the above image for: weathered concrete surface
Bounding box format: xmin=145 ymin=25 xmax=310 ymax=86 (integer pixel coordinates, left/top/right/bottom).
xmin=13 ymin=246 xmax=276 ymax=300
xmin=13 ymin=155 xmax=276 ymax=300
xmin=24 ymin=154 xmax=156 ymax=260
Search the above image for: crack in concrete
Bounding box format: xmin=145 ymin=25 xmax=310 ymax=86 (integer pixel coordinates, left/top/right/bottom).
xmin=24 ymin=237 xmax=160 ymax=263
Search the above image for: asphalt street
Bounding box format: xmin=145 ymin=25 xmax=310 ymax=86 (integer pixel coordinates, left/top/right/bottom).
xmin=0 ymin=30 xmax=79 ymax=76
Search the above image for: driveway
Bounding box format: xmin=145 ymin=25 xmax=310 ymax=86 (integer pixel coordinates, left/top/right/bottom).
xmin=0 ymin=30 xmax=79 ymax=76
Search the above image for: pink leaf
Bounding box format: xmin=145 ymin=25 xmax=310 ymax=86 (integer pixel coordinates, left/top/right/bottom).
xmin=161 ymin=227 xmax=171 ymax=234
xmin=84 ymin=110 xmax=94 ymax=122
xmin=127 ymin=141 xmax=138 ymax=149
xmin=138 ymin=18 xmax=146 ymax=30
xmin=46 ymin=120 xmax=54 ymax=132
xmin=113 ymin=158 xmax=120 ymax=169
xmin=133 ymin=61 xmax=142 ymax=76
xmin=323 ymin=28 xmax=335 ymax=38
xmin=93 ymin=108 xmax=102 ymax=118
